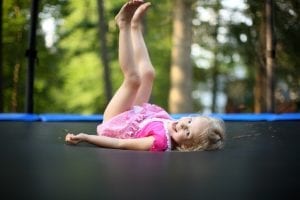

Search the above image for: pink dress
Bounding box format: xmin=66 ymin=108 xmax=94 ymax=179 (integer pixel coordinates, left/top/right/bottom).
xmin=97 ymin=103 xmax=173 ymax=151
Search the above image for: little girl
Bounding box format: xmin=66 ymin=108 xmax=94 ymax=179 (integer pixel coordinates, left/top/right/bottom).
xmin=65 ymin=0 xmax=225 ymax=152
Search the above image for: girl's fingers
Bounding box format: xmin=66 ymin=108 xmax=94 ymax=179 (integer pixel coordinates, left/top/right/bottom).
xmin=65 ymin=133 xmax=78 ymax=144
xmin=65 ymin=134 xmax=71 ymax=141
xmin=65 ymin=135 xmax=79 ymax=144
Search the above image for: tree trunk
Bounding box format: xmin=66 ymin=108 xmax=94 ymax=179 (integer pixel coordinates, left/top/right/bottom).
xmin=12 ymin=64 xmax=20 ymax=112
xmin=169 ymin=0 xmax=194 ymax=113
xmin=254 ymin=61 xmax=265 ymax=113
xmin=97 ymin=0 xmax=112 ymax=105
xmin=254 ymin=9 xmax=267 ymax=113
xmin=265 ymin=0 xmax=275 ymax=112
xmin=211 ymin=57 xmax=218 ymax=113
xmin=211 ymin=2 xmax=221 ymax=113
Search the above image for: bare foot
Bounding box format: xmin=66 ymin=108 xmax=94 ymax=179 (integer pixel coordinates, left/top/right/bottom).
xmin=115 ymin=0 xmax=145 ymax=28
xmin=131 ymin=2 xmax=151 ymax=29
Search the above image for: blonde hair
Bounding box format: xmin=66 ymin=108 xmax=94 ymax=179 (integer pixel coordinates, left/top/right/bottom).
xmin=176 ymin=116 xmax=226 ymax=152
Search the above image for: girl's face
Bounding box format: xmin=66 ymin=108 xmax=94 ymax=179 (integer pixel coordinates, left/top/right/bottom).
xmin=168 ymin=116 xmax=209 ymax=148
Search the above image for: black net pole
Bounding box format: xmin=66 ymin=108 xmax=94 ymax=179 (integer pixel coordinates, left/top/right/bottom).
xmin=25 ymin=0 xmax=39 ymax=113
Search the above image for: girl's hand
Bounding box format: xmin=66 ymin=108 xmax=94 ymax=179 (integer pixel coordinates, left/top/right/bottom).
xmin=65 ymin=133 xmax=86 ymax=145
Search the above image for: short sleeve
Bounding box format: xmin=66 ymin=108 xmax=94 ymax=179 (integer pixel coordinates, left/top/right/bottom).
xmin=136 ymin=121 xmax=168 ymax=152
xmin=150 ymin=130 xmax=168 ymax=152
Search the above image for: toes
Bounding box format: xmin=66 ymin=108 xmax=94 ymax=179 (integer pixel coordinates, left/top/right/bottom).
xmin=132 ymin=2 xmax=151 ymax=21
xmin=141 ymin=2 xmax=151 ymax=10
xmin=137 ymin=2 xmax=151 ymax=14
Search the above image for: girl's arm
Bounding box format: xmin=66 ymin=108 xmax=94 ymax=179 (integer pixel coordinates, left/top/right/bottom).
xmin=65 ymin=133 xmax=154 ymax=151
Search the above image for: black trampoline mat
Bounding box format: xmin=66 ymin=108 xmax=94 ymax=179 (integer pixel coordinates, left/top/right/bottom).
xmin=1 ymin=121 xmax=299 ymax=200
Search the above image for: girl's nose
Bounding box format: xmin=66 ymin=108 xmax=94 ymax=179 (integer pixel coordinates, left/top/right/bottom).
xmin=181 ymin=123 xmax=187 ymax=129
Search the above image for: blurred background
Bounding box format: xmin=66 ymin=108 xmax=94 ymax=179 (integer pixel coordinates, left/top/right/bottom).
xmin=1 ymin=0 xmax=299 ymax=114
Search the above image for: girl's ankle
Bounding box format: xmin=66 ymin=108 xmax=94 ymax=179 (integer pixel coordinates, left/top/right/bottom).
xmin=117 ymin=21 xmax=131 ymax=29
xmin=131 ymin=22 xmax=142 ymax=30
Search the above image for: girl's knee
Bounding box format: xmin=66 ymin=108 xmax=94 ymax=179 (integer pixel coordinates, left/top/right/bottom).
xmin=124 ymin=73 xmax=141 ymax=89
xmin=141 ymin=65 xmax=156 ymax=82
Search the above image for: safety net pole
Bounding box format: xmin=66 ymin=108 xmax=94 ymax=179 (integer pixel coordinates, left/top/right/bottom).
xmin=25 ymin=0 xmax=39 ymax=113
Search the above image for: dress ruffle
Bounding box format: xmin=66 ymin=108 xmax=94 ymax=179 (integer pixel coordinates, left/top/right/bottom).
xmin=97 ymin=103 xmax=171 ymax=139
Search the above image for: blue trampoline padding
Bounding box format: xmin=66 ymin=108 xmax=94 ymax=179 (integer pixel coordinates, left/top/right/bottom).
xmin=0 ymin=112 xmax=299 ymax=122
xmin=171 ymin=113 xmax=199 ymax=119
xmin=210 ymin=113 xmax=275 ymax=121
xmin=270 ymin=113 xmax=300 ymax=121
xmin=171 ymin=113 xmax=300 ymax=121
xmin=0 ymin=113 xmax=40 ymax=121
xmin=39 ymin=114 xmax=103 ymax=122
xmin=210 ymin=113 xmax=300 ymax=121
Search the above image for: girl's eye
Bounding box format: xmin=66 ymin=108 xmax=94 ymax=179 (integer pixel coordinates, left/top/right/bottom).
xmin=186 ymin=132 xmax=190 ymax=136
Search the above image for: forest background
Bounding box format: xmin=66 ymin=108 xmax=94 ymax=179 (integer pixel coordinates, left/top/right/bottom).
xmin=1 ymin=0 xmax=299 ymax=114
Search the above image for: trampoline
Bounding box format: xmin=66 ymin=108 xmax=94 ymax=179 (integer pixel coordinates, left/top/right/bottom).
xmin=3 ymin=0 xmax=298 ymax=199
xmin=0 ymin=114 xmax=299 ymax=200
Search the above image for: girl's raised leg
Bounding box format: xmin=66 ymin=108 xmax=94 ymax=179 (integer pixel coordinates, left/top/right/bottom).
xmin=130 ymin=2 xmax=155 ymax=106
xmin=103 ymin=1 xmax=144 ymax=122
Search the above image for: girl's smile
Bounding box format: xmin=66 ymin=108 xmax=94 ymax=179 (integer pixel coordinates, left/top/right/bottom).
xmin=168 ymin=117 xmax=210 ymax=147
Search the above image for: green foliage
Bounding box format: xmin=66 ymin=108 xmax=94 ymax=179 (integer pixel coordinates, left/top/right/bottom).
xmin=274 ymin=0 xmax=300 ymax=89
xmin=53 ymin=0 xmax=102 ymax=113
xmin=45 ymin=0 xmax=172 ymax=113
xmin=2 ymin=0 xmax=29 ymax=112
xmin=145 ymin=0 xmax=172 ymax=109
xmin=227 ymin=0 xmax=300 ymax=112
xmin=2 ymin=0 xmax=299 ymax=113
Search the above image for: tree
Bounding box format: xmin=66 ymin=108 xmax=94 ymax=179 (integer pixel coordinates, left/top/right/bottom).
xmin=227 ymin=1 xmax=267 ymax=113
xmin=210 ymin=1 xmax=221 ymax=113
xmin=2 ymin=0 xmax=30 ymax=112
xmin=273 ymin=0 xmax=300 ymax=112
xmin=97 ymin=0 xmax=112 ymax=105
xmin=169 ymin=0 xmax=194 ymax=113
xmin=228 ymin=0 xmax=300 ymax=113
xmin=265 ymin=0 xmax=275 ymax=112
xmin=192 ymin=0 xmax=240 ymax=113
